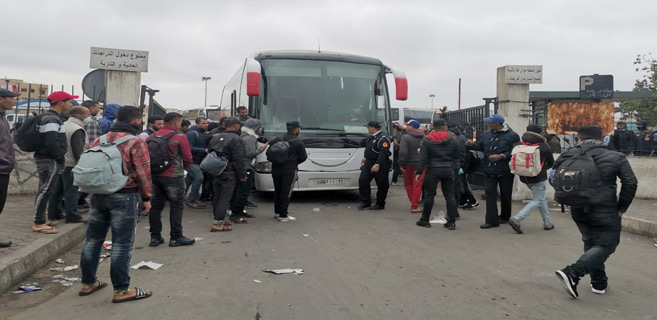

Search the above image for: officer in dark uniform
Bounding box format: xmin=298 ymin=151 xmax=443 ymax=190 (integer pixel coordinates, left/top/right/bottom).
xmin=358 ymin=121 xmax=392 ymax=210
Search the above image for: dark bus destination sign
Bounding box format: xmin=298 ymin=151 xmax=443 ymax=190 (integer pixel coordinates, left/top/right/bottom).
xmin=579 ymin=74 xmax=614 ymax=99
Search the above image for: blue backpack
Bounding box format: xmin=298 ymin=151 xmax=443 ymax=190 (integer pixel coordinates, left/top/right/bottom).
xmin=73 ymin=134 xmax=135 ymax=194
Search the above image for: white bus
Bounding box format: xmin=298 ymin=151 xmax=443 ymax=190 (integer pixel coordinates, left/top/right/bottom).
xmin=402 ymin=108 xmax=435 ymax=130
xmin=220 ymin=50 xmax=408 ymax=191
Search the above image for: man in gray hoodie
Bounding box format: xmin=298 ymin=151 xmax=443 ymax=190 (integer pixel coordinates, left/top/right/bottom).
xmin=230 ymin=118 xmax=268 ymax=220
xmin=398 ymin=120 xmax=425 ymax=212
xmin=0 ymin=88 xmax=20 ymax=247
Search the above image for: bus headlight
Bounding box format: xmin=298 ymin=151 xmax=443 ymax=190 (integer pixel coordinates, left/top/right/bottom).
xmin=255 ymin=161 xmax=272 ymax=173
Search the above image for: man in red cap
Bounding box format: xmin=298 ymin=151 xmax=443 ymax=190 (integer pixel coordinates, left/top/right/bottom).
xmin=31 ymin=91 xmax=77 ymax=234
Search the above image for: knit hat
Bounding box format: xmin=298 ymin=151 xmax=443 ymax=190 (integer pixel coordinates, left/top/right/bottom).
xmin=526 ymin=124 xmax=542 ymax=134
xmin=578 ymin=125 xmax=603 ymax=140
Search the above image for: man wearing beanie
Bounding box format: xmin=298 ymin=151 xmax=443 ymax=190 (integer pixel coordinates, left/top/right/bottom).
xmin=553 ymin=125 xmax=637 ymax=299
xmin=508 ymin=124 xmax=555 ymax=234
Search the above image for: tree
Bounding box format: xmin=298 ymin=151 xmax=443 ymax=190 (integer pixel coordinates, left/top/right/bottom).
xmin=619 ymin=54 xmax=657 ymax=126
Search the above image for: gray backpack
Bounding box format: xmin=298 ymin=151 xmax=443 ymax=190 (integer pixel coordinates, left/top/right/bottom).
xmin=73 ymin=134 xmax=135 ymax=194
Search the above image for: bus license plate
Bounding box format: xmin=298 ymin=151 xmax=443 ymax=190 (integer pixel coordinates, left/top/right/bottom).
xmin=311 ymin=179 xmax=346 ymax=185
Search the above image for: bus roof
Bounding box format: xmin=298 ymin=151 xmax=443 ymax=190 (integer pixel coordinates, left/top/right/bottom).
xmin=251 ymin=50 xmax=384 ymax=66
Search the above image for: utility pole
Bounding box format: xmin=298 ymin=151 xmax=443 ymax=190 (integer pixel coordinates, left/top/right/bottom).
xmin=429 ymin=94 xmax=435 ymax=109
xmin=201 ymin=76 xmax=212 ymax=110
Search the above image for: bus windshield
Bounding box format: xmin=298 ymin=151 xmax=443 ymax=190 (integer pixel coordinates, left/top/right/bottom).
xmin=259 ymin=59 xmax=389 ymax=137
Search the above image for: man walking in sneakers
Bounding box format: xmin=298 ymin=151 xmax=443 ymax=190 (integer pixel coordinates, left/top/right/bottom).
xmin=553 ymin=125 xmax=637 ymax=299
xmin=185 ymin=117 xmax=209 ymax=209
xmin=147 ymin=112 xmax=195 ymax=247
xmin=32 ymin=91 xmax=77 ymax=234
xmin=508 ymin=124 xmax=555 ymax=234
xmin=466 ymin=114 xmax=520 ymax=229
xmin=0 ymin=88 xmax=20 ymax=247
xmin=79 ymin=105 xmax=153 ymax=303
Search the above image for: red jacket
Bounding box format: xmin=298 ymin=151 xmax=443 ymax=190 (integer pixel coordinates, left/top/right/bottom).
xmin=90 ymin=132 xmax=153 ymax=200
xmin=148 ymin=125 xmax=192 ymax=178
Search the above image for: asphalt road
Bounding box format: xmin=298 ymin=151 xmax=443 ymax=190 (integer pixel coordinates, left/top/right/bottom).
xmin=3 ymin=186 xmax=657 ymax=320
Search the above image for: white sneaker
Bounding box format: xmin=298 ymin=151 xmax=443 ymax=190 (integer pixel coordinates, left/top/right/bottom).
xmin=278 ymin=215 xmax=297 ymax=222
xmin=274 ymin=214 xmax=280 ymax=220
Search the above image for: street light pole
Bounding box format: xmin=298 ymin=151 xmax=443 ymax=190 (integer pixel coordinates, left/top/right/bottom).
xmin=201 ymin=76 xmax=212 ymax=110
xmin=429 ymin=94 xmax=435 ymax=109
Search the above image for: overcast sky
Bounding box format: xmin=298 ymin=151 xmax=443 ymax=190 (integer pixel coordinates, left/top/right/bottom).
xmin=2 ymin=0 xmax=656 ymax=111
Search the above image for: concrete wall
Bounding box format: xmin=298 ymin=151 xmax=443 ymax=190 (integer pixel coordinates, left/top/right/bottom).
xmin=513 ymin=154 xmax=657 ymax=200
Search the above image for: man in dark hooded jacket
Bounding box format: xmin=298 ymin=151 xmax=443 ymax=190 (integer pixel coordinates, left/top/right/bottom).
xmin=466 ymin=114 xmax=520 ymax=229
xmin=610 ymin=121 xmax=634 ymax=155
xmin=553 ymin=125 xmax=637 ymax=299
xmin=98 ymin=103 xmax=120 ymax=134
xmin=415 ymin=119 xmax=461 ymax=230
xmin=508 ymin=124 xmax=555 ymax=234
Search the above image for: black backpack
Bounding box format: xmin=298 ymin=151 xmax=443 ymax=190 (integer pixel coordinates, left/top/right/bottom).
xmin=15 ymin=115 xmax=43 ymax=152
xmin=266 ymin=140 xmax=291 ymax=164
xmin=552 ymin=148 xmax=602 ymax=207
xmin=147 ymin=132 xmax=178 ymax=174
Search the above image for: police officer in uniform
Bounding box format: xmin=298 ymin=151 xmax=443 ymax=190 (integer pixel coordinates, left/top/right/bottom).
xmin=358 ymin=121 xmax=392 ymax=210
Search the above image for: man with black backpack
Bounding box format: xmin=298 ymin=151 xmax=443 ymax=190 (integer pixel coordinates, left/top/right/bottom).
xmin=146 ymin=112 xmax=195 ymax=248
xmin=208 ymin=117 xmax=247 ymax=231
xmin=267 ymin=121 xmax=307 ymax=222
xmin=552 ymin=125 xmax=637 ymax=299
xmin=28 ymin=91 xmax=76 ymax=234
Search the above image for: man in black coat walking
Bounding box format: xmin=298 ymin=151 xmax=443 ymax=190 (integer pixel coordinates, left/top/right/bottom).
xmin=269 ymin=121 xmax=307 ymax=222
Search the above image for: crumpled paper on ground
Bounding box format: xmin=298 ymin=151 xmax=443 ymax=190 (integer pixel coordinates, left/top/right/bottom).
xmin=263 ymin=269 xmax=304 ymax=275
xmin=131 ymin=261 xmax=163 ymax=270
xmin=49 ymin=265 xmax=78 ymax=272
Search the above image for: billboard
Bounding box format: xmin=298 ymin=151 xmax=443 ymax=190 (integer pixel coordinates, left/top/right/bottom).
xmin=547 ymin=102 xmax=614 ymax=135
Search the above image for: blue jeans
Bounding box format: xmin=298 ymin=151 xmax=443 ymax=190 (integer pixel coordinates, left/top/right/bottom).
xmin=185 ymin=164 xmax=204 ymax=202
xmin=81 ymin=193 xmax=139 ymax=291
xmin=568 ymin=207 xmax=621 ymax=287
xmin=513 ymin=181 xmax=552 ymax=226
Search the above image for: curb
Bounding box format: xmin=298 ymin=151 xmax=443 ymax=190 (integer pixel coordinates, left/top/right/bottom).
xmin=0 ymin=223 xmax=87 ymax=293
xmin=622 ymin=216 xmax=657 ymax=238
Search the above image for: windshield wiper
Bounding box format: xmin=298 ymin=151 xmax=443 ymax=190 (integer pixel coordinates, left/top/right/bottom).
xmin=303 ymin=127 xmax=345 ymax=132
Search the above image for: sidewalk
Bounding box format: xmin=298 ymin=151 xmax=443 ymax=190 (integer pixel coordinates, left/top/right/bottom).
xmin=1 ymin=192 xmax=655 ymax=294
xmin=0 ymin=195 xmax=87 ymax=293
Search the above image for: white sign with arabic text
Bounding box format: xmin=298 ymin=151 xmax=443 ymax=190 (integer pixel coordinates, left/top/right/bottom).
xmin=504 ymin=65 xmax=542 ymax=84
xmin=90 ymin=47 xmax=149 ymax=72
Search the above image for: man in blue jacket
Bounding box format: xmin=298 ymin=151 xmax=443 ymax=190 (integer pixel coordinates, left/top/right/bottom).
xmin=185 ymin=117 xmax=209 ymax=208
xmin=466 ymin=114 xmax=520 ymax=229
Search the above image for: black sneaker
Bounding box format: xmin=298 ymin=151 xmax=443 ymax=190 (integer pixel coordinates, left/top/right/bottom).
xmin=444 ymin=222 xmax=456 ymax=230
xmin=591 ymin=283 xmax=607 ymax=294
xmin=499 ymin=219 xmax=509 ymax=224
xmin=462 ymin=201 xmax=480 ymax=210
xmin=169 ymin=236 xmax=195 ymax=247
xmin=366 ymin=205 xmax=385 ymax=211
xmin=245 ymin=201 xmax=258 ymax=208
xmin=357 ymin=203 xmax=371 ymax=211
xmin=555 ymin=267 xmax=579 ymax=298
xmin=509 ymin=219 xmax=523 ymax=234
xmin=416 ymin=220 xmax=431 ymax=228
xmin=149 ymin=236 xmax=164 ymax=247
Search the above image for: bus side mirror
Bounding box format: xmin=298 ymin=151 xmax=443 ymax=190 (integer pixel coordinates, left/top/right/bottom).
xmin=391 ymin=69 xmax=408 ymax=101
xmin=246 ymin=58 xmax=261 ymax=96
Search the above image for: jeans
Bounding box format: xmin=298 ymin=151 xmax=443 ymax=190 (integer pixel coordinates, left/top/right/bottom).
xmin=184 ymin=164 xmax=204 ymax=202
xmin=513 ymin=181 xmax=552 ymax=226
xmin=34 ymin=159 xmax=64 ymax=225
xmin=49 ymin=167 xmax=83 ymax=222
xmin=212 ymin=171 xmax=236 ymax=222
xmin=358 ymin=161 xmax=390 ymax=207
xmin=80 ymin=193 xmax=139 ymax=291
xmin=272 ymin=168 xmax=297 ymax=216
xmin=149 ymin=176 xmax=185 ymax=239
xmin=402 ymin=165 xmax=425 ymax=209
xmin=484 ymin=174 xmax=514 ymax=225
xmin=568 ymin=207 xmax=621 ymax=287
xmin=231 ymin=169 xmax=253 ymax=214
xmin=0 ymin=174 xmax=8 ymax=214
xmin=420 ymin=167 xmax=459 ymax=223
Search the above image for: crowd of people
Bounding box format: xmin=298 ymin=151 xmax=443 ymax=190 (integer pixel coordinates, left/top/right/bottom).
xmin=0 ymin=88 xmax=641 ymax=301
